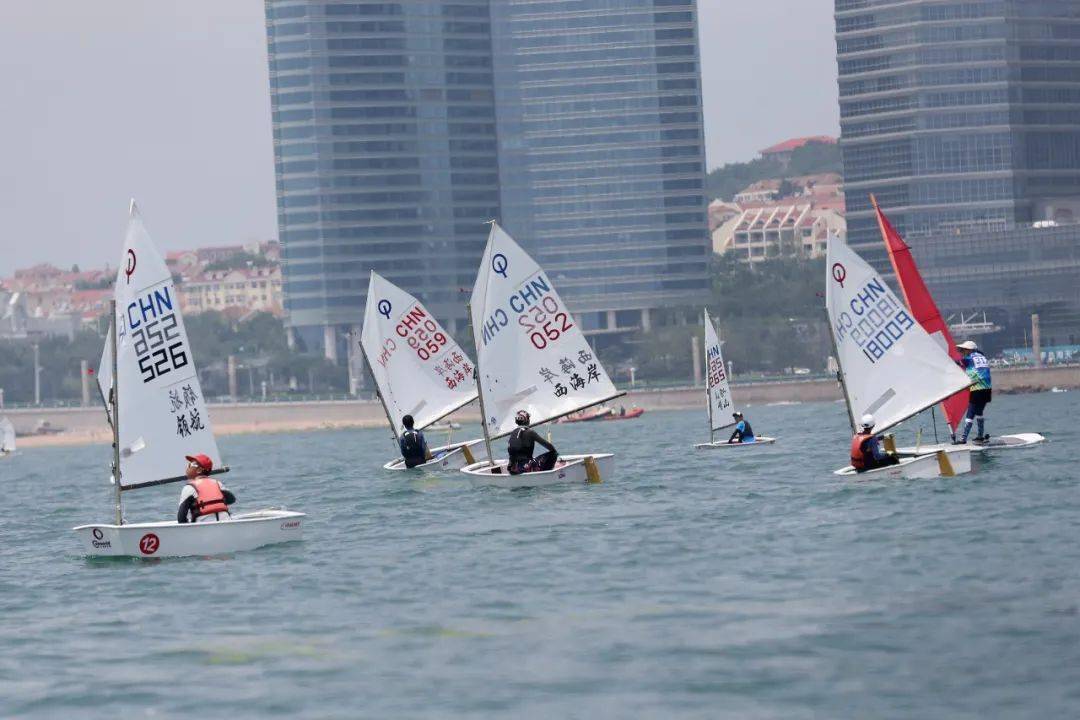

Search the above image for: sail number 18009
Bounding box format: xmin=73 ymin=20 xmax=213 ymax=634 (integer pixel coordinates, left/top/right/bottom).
xmin=518 ymin=294 xmax=573 ymax=350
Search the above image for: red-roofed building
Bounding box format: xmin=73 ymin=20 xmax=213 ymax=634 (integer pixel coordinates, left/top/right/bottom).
xmin=759 ymin=136 xmax=837 ymax=167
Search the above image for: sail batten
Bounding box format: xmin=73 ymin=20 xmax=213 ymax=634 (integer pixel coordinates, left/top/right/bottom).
xmin=825 ymin=236 xmax=969 ymax=435
xmin=470 ymin=224 xmax=620 ymax=438
xmin=98 ymin=203 xmax=220 ymax=489
xmin=360 ymin=272 xmax=477 ymax=434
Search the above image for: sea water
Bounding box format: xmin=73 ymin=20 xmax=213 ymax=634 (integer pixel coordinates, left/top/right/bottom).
xmin=1 ymin=393 xmax=1078 ymax=718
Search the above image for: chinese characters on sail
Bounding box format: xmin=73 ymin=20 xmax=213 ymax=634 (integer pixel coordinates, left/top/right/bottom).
xmin=538 ymin=349 xmax=600 ymax=400
xmin=168 ymin=383 xmax=205 ymax=438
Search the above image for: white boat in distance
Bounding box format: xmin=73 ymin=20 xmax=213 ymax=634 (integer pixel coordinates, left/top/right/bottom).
xmin=825 ymin=235 xmax=972 ymax=479
xmin=0 ymin=416 xmax=15 ymax=457
xmin=72 ymin=202 xmax=304 ymax=558
xmin=695 ymin=308 xmax=777 ymax=450
xmin=461 ymin=222 xmax=623 ymax=488
xmin=359 ymin=271 xmax=483 ymax=471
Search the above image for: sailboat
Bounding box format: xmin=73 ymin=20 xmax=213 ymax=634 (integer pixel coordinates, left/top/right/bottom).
xmin=0 ymin=416 xmax=14 ymax=457
xmin=695 ymin=309 xmax=776 ymax=449
xmin=72 ymin=202 xmax=304 ymax=557
xmin=825 ymin=235 xmax=973 ymax=479
xmin=359 ymin=271 xmax=483 ymax=471
xmin=460 ymin=222 xmax=624 ymax=488
xmin=873 ymin=198 xmax=1046 ymax=453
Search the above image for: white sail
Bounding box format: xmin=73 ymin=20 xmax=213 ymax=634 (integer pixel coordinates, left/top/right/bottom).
xmin=360 ymin=271 xmax=477 ymax=432
xmin=0 ymin=417 xmax=14 ymax=452
xmin=703 ymin=309 xmax=736 ymax=432
xmin=825 ymin=236 xmax=969 ymax=434
xmin=97 ymin=201 xmax=221 ymax=488
xmin=470 ymin=223 xmax=621 ymax=438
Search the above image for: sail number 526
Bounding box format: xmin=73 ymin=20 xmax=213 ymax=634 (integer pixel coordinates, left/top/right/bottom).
xmin=132 ymin=312 xmax=189 ymax=383
xmin=518 ymin=295 xmax=573 ymax=350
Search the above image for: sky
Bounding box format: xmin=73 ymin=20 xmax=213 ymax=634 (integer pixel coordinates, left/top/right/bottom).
xmin=0 ymin=0 xmax=839 ymax=276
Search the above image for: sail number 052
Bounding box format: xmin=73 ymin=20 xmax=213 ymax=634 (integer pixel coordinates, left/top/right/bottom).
xmin=518 ymin=295 xmax=573 ymax=350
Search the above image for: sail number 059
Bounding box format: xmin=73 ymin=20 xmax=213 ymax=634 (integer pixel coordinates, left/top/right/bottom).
xmin=405 ymin=319 xmax=448 ymax=361
xmin=518 ymin=295 xmax=573 ymax=350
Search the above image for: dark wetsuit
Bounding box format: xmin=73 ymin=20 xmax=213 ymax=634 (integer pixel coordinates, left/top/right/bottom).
xmin=728 ymin=418 xmax=755 ymax=443
xmin=507 ymin=427 xmax=558 ymax=475
xmin=399 ymin=428 xmax=429 ymax=469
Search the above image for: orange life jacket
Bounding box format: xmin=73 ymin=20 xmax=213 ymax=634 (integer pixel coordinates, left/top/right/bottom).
xmin=850 ymin=432 xmax=874 ymax=471
xmin=190 ymin=477 xmax=228 ymax=517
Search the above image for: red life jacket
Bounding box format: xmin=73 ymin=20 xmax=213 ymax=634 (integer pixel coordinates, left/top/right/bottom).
xmin=850 ymin=432 xmax=874 ymax=471
xmin=190 ymin=477 xmax=228 ymax=517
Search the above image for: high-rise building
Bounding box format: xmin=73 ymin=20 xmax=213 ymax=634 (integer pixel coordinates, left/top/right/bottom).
xmin=265 ymin=0 xmax=499 ymax=359
xmin=488 ymin=1 xmax=709 ymax=332
xmin=836 ymin=0 xmax=1080 ymax=343
xmin=265 ymin=0 xmax=709 ymax=358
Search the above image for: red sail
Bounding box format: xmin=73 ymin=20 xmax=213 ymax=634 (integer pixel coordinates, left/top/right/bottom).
xmin=873 ymin=196 xmax=968 ymax=432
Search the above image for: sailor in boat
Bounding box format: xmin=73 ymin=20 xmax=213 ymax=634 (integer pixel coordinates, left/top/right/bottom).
xmin=177 ymin=454 xmax=236 ymax=523
xmin=507 ymin=410 xmax=559 ymax=475
xmin=954 ymin=340 xmax=992 ymax=445
xmin=399 ymin=414 xmax=433 ymax=469
xmin=850 ymin=414 xmax=900 ymax=473
xmin=727 ymin=411 xmax=756 ymax=444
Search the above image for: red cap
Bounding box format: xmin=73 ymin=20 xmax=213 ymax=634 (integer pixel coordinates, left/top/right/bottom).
xmin=185 ymin=454 xmax=213 ymax=472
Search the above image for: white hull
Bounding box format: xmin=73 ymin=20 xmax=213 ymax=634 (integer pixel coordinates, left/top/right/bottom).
xmin=383 ymin=439 xmax=484 ymax=471
xmin=897 ymin=432 xmax=1046 ymax=455
xmin=461 ymin=453 xmax=614 ymax=488
xmin=695 ymin=437 xmax=777 ymax=450
xmin=834 ymin=449 xmax=972 ymax=479
xmin=73 ymin=509 xmax=305 ymax=558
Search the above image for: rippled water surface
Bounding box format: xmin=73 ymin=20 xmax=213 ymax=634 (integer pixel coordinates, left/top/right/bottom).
xmin=2 ymin=393 xmax=1078 ymax=718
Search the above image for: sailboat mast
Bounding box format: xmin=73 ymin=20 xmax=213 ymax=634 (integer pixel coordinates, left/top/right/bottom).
xmin=466 ymin=302 xmax=495 ymax=464
xmin=824 ymin=307 xmax=857 ymax=434
xmin=703 ymin=311 xmax=715 ymax=444
xmin=109 ymin=300 xmax=123 ymax=525
xmin=357 ymin=337 xmax=400 ymax=449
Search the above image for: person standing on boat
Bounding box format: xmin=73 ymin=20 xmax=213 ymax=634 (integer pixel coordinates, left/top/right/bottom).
xmin=399 ymin=414 xmax=433 ymax=469
xmin=954 ymin=340 xmax=992 ymax=444
xmin=850 ymin=415 xmax=899 ymax=472
xmin=177 ymin=454 xmax=235 ymax=523
xmin=727 ymin=411 xmax=756 ymax=444
xmin=507 ymin=410 xmax=559 ymax=475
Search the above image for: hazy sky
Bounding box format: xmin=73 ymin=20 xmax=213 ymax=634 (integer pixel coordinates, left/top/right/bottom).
xmin=0 ymin=1 xmax=838 ymax=276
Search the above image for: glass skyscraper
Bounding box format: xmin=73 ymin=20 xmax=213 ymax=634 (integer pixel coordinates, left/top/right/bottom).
xmin=488 ymin=1 xmax=709 ymax=331
xmin=836 ymin=0 xmax=1080 ymax=342
xmin=265 ymin=0 xmax=708 ymax=357
xmin=837 ymin=0 xmax=1080 ymax=250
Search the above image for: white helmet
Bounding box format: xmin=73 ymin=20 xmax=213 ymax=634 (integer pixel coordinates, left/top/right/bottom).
xmin=860 ymin=413 xmax=875 ymax=429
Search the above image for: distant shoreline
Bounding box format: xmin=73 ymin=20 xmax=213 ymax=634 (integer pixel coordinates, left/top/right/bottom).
xmin=8 ymin=364 xmax=1078 ymax=450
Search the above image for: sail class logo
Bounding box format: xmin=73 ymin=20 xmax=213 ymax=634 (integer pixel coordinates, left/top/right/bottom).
xmin=125 ymin=249 xmax=137 ymax=284
xmin=377 ymin=299 xmax=392 ymax=319
xmin=831 ymin=263 xmax=846 ymax=287
xmin=491 ymin=253 xmax=508 ymax=278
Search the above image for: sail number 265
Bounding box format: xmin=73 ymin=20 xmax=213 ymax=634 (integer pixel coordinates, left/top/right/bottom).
xmin=518 ymin=295 xmax=573 ymax=350
xmin=132 ymin=313 xmax=189 ymax=383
